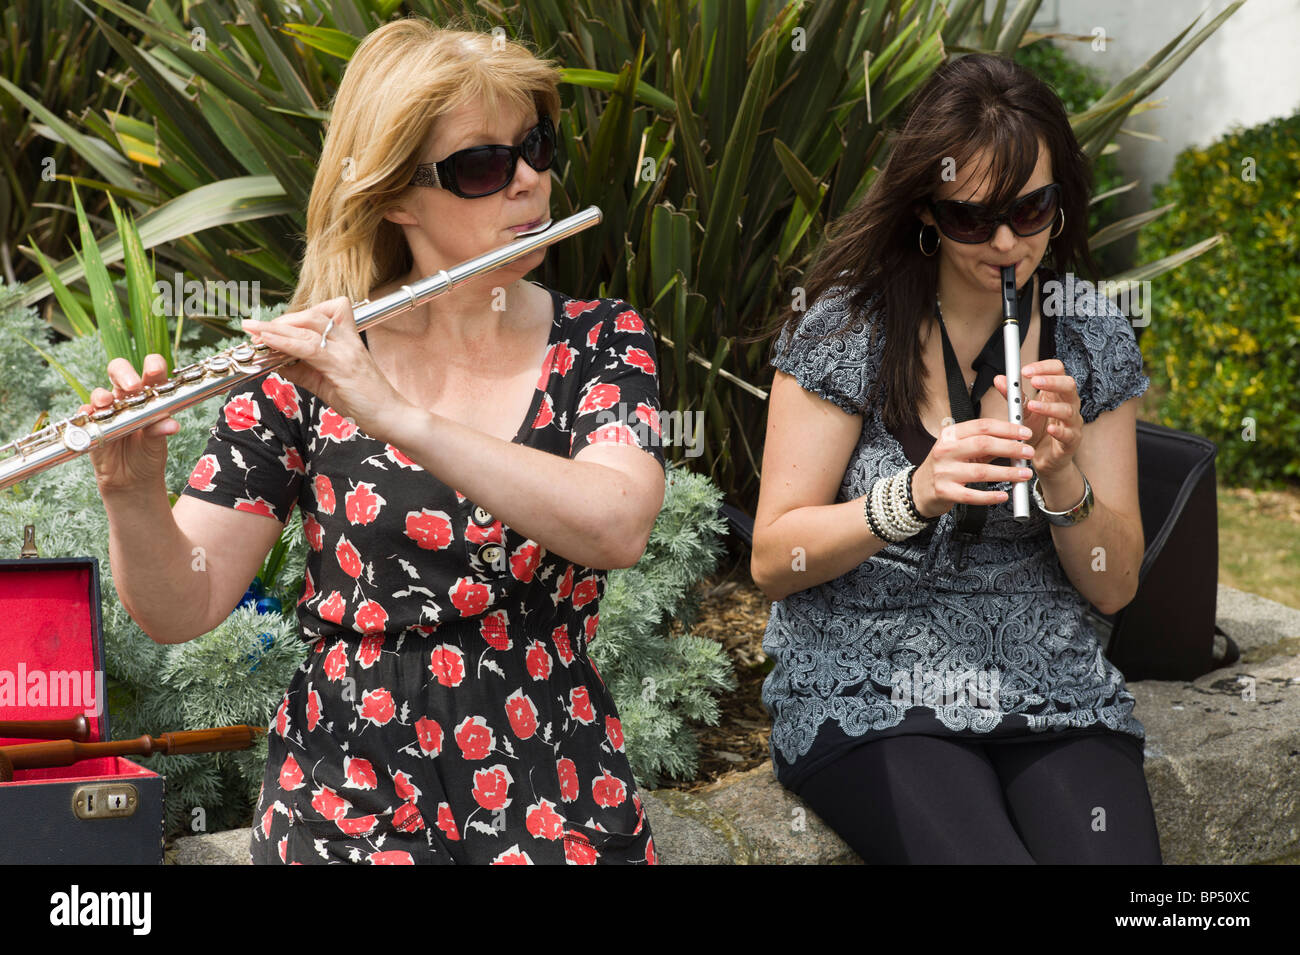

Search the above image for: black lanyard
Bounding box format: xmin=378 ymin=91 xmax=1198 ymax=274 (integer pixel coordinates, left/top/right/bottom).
xmin=933 ymin=271 xmax=1037 ymax=568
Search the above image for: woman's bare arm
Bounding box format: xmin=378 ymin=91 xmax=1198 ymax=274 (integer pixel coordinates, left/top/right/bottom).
xmin=1036 ymin=395 xmax=1144 ymax=615
xmin=750 ymin=370 xmax=885 ymax=602
xmin=106 ymin=485 xmax=286 ymax=645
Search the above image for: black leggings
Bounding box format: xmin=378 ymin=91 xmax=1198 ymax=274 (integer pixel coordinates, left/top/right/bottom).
xmin=793 ymin=733 xmax=1162 ymax=864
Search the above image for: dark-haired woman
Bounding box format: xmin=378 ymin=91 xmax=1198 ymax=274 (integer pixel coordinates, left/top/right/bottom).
xmin=751 ymin=52 xmax=1161 ymax=864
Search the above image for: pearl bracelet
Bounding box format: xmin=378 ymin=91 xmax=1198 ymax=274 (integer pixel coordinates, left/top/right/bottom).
xmin=863 ymin=466 xmax=937 ymax=543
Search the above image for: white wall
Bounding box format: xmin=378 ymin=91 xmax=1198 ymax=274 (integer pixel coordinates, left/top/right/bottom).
xmin=1016 ymin=0 xmax=1300 ymax=259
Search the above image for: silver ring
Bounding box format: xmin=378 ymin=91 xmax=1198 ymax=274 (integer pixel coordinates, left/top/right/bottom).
xmin=319 ymin=316 xmax=335 ymax=350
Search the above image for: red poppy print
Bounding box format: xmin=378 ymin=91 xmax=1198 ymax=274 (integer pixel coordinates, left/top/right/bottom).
xmin=335 ymin=535 xmax=363 ymax=579
xmin=492 ymin=845 xmax=533 ymax=865
xmin=336 ymin=813 xmax=378 ymax=836
xmin=454 ymin=715 xmax=495 ymax=760
xmin=636 ymin=401 xmax=662 ymax=438
xmin=572 ymin=574 xmax=599 ymax=610
xmin=563 ymin=299 xmax=600 ymax=319
xmin=465 ymin=517 xmax=502 ymax=546
xmin=384 ymin=443 xmax=421 ymax=470
xmin=279 ymin=753 xmax=304 ymax=791
xmin=187 ymin=453 xmax=220 ymax=492
xmin=343 ymin=756 xmax=378 ymax=790
xmin=449 ymin=577 xmax=492 ymax=616
xmin=437 ymin=802 xmax=460 ymax=841
xmin=414 ymin=716 xmax=444 ymax=756
xmin=563 ymin=830 xmax=598 ymax=865
xmin=319 ymin=407 xmax=358 ymax=443
xmin=592 ymin=768 xmax=627 ymax=808
xmin=310 ymin=785 xmax=350 ymax=821
xmin=480 ymin=609 xmax=511 ymax=651
xmin=261 ymin=374 xmax=301 ymax=422
xmin=577 ymin=382 xmax=621 ymax=416
xmin=606 ymin=715 xmax=625 ymax=752
xmin=613 ymin=309 xmax=645 ymax=333
xmin=394 ymin=770 xmax=421 ymax=802
xmin=393 ymin=801 xmax=425 ymax=834
xmin=471 ymin=765 xmax=513 ymax=812
xmin=556 ymin=757 xmax=579 ymax=803
xmin=354 ymin=599 xmax=389 ymax=635
xmin=234 ymin=496 xmax=277 ymax=518
xmin=510 ymin=541 xmax=541 ymax=582
xmin=532 ymin=391 xmax=554 ymax=429
xmin=303 ymin=513 xmax=324 ymax=551
xmin=525 ymin=798 xmax=565 ymax=841
xmin=368 ymin=850 xmax=414 ymax=865
xmin=428 ymin=644 xmax=466 ymax=688
xmin=504 ymin=688 xmax=539 ymax=739
xmin=585 ymin=422 xmax=642 ymax=449
xmin=323 ymin=641 xmax=349 ymax=682
xmin=569 ymin=686 xmax=595 ymax=725
xmin=318 ymin=591 xmax=346 ymax=625
xmin=306 ymin=687 xmax=322 ymax=732
xmin=345 ymin=481 xmax=387 ymax=525
xmin=313 ymin=474 xmax=335 ymax=514
xmin=297 ymin=568 xmax=315 ymax=607
xmin=356 ymin=634 xmax=384 ymax=668
xmin=223 ymin=394 xmax=260 ymax=431
xmin=405 ymin=509 xmax=453 ymax=550
xmin=525 ymin=640 xmax=552 ymax=680
xmin=553 ymin=627 xmax=575 ymax=667
xmin=359 ymin=687 xmax=395 ymax=726
xmin=621 ymin=344 xmax=656 ymax=375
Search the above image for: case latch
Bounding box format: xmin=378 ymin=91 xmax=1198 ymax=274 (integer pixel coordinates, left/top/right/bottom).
xmin=72 ymin=783 xmax=139 ymax=820
xmin=20 ymin=524 xmax=39 ymax=559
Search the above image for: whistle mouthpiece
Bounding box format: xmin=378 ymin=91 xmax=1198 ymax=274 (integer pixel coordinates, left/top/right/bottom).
xmin=1001 ymin=265 xmax=1017 ymax=319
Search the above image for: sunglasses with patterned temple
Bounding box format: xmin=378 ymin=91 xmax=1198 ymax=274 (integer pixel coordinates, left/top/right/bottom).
xmin=927 ymin=182 xmax=1062 ymax=243
xmin=408 ymin=115 xmax=557 ymax=199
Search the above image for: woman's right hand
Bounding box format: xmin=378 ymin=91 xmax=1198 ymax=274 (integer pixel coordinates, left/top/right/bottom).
xmin=77 ymin=354 xmax=180 ymax=495
xmin=911 ymin=418 xmax=1036 ymax=519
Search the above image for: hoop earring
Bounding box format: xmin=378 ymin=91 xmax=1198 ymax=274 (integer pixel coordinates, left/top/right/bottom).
xmin=1050 ymin=208 xmax=1065 ymax=239
xmin=919 ymin=223 xmax=940 ymax=257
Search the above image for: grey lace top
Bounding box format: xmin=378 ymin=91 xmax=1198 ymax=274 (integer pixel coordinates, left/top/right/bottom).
xmin=760 ymin=273 xmax=1151 ymax=791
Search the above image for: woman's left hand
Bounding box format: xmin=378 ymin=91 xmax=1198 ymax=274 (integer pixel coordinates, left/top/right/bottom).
xmin=993 ymin=359 xmax=1082 ymax=479
xmin=242 ymin=298 xmax=414 ymax=446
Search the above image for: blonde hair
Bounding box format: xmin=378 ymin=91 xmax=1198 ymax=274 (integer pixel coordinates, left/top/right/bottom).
xmin=289 ymin=18 xmax=562 ymax=310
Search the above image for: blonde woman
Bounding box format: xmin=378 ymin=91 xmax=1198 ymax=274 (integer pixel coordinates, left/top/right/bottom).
xmin=79 ymin=19 xmax=666 ymax=864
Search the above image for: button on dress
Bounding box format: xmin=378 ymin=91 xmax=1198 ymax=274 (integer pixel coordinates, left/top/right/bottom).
xmin=181 ymin=283 xmax=666 ymax=864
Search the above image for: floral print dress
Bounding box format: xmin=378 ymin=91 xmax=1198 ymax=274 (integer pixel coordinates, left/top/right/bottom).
xmin=181 ymin=283 xmax=667 ymax=864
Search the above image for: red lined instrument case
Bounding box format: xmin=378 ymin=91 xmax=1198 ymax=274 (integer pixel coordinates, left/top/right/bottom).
xmin=0 ymin=547 xmax=164 ymax=864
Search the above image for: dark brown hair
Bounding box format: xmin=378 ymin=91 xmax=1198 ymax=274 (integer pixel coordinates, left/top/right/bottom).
xmin=757 ymin=52 xmax=1101 ymax=431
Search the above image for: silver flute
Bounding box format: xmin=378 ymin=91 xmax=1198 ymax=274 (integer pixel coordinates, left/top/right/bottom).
xmin=1001 ymin=264 xmax=1031 ymax=521
xmin=0 ymin=206 xmax=603 ymax=493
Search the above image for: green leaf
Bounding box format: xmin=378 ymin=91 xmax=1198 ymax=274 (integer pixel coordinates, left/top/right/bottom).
xmin=70 ymin=185 xmax=131 ymax=365
xmin=560 ymin=67 xmax=676 ymax=115
xmin=25 ymin=234 xmax=95 ymax=338
xmin=16 ymin=332 xmax=91 ymax=404
xmin=18 ymin=177 xmax=295 ymax=308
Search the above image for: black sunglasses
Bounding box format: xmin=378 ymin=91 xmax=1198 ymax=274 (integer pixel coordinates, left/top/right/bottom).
xmin=927 ymin=182 xmax=1062 ymax=243
xmin=409 ymin=115 xmax=557 ymax=198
